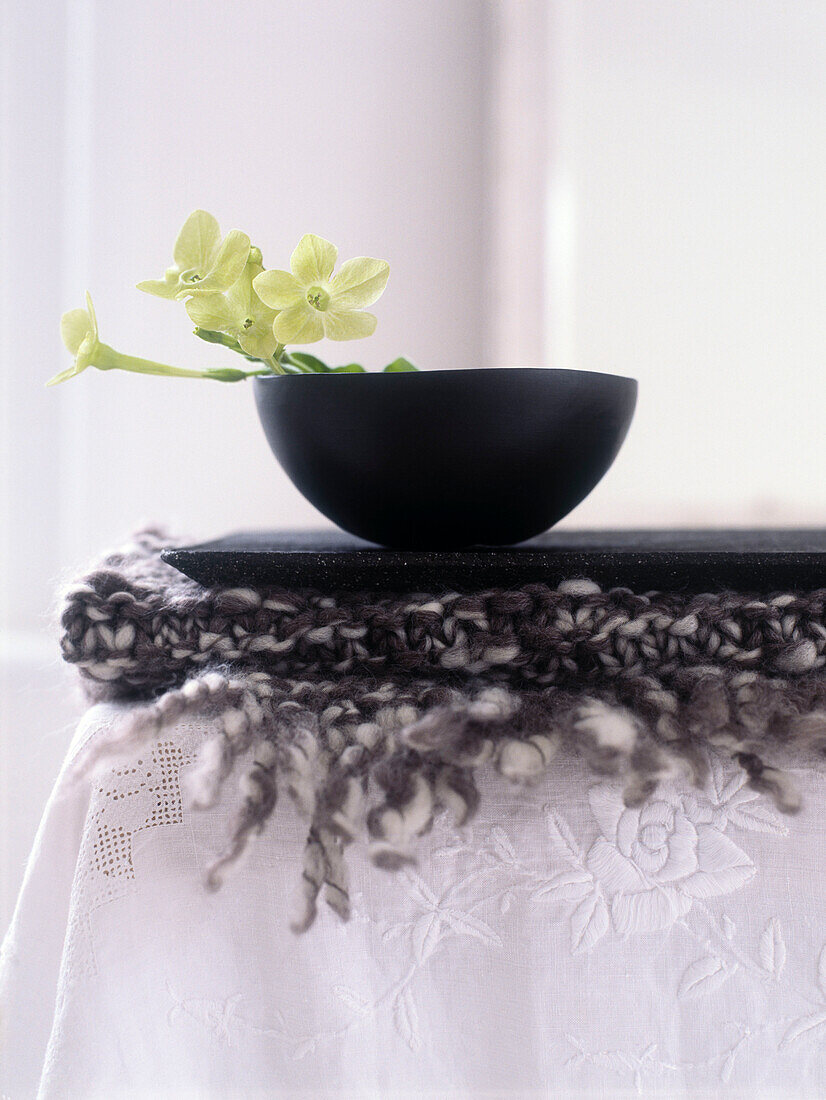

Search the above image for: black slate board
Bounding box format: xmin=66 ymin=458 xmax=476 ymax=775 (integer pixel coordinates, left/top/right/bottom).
xmin=160 ymin=529 xmax=826 ymax=592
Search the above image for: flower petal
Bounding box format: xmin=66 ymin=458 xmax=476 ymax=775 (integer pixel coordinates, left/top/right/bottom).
xmin=238 ymin=324 xmax=278 ymax=360
xmin=75 ymin=332 xmax=97 ymax=371
xmin=173 ymin=209 xmax=221 ymax=270
xmin=46 ymin=363 xmax=82 ymax=386
xmin=323 ymin=309 xmax=377 ymax=341
xmin=630 ymin=841 xmax=669 ymax=876
xmin=588 ymin=784 xmax=626 ymax=842
xmin=616 ymin=807 xmax=642 ymax=859
xmin=136 ymin=274 xmax=180 ymax=300
xmin=611 ymin=885 xmax=689 ymax=935
xmin=182 ymin=229 xmax=250 ymax=296
xmin=655 ymin=814 xmax=699 ymax=883
xmin=290 ymin=234 xmax=337 ymax=285
xmin=84 ymin=292 xmax=98 ymax=338
xmin=273 ymin=302 xmax=324 ymax=344
xmin=329 ymin=257 xmax=389 ymax=309
xmin=60 ymin=308 xmax=93 ymax=354
xmin=253 ymin=269 xmax=303 ymax=310
xmin=586 ymin=837 xmax=647 ymax=893
xmin=677 ymin=827 xmax=755 ymax=898
xmin=185 ymin=293 xmax=235 ymax=332
xmin=638 ymin=800 xmax=674 ymax=828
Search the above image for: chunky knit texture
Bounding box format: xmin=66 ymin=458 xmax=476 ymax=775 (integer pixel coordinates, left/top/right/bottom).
xmin=60 ymin=530 xmax=826 ymax=931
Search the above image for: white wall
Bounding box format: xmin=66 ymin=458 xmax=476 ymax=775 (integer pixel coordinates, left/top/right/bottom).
xmin=549 ymin=0 xmax=826 ymax=528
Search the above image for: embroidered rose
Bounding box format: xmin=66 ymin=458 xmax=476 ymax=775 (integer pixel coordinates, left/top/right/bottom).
xmin=586 ymin=786 xmax=755 ymax=934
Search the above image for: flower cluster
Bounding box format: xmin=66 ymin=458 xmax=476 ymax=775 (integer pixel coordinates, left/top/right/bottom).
xmin=50 ymin=210 xmax=411 ymax=386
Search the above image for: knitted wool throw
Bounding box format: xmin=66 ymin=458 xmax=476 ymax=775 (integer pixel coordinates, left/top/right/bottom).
xmin=60 ymin=530 xmax=826 ymax=932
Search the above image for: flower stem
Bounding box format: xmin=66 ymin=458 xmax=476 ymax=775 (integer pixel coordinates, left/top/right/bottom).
xmin=98 ymin=344 xmax=267 ymax=382
xmin=268 ymin=343 xmax=288 ymax=375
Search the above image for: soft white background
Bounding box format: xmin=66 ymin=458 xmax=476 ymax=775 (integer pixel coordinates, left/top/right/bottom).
xmin=2 ymin=0 xmax=825 ymax=933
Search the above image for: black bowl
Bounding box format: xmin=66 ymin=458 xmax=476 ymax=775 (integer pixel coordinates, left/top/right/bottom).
xmin=253 ymin=367 xmax=637 ymax=548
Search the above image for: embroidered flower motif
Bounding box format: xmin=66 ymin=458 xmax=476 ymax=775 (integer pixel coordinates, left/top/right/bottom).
xmin=383 ymin=868 xmax=502 ymax=965
xmin=586 ymin=785 xmax=755 ymax=934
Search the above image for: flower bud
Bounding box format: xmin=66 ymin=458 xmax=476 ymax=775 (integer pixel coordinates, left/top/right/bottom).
xmin=206 ymin=367 xmax=250 ymax=383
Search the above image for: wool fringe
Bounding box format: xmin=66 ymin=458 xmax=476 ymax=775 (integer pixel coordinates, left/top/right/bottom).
xmin=75 ymin=667 xmax=821 ymax=932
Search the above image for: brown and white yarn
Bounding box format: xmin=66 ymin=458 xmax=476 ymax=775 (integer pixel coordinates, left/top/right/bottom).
xmin=60 ymin=530 xmax=826 ymax=930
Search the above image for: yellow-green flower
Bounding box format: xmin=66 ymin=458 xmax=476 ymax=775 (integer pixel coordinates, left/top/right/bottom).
xmin=137 ymin=209 xmax=250 ymax=301
xmin=185 ymin=259 xmax=278 ymax=360
xmin=253 ymin=234 xmax=389 ymax=344
xmin=48 ymin=292 xmax=100 ymax=385
xmin=48 ymin=293 xmax=264 ymax=385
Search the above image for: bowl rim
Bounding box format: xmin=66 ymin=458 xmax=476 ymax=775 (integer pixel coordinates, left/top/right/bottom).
xmin=254 ymin=366 xmax=638 ymax=386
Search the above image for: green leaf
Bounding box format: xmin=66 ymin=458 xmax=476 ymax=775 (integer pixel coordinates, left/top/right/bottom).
xmin=286 ymin=351 xmax=332 ymax=373
xmin=383 ymin=357 xmax=419 ymax=373
xmin=193 ymin=327 xmax=249 ymax=358
xmin=277 ymin=354 xmax=310 ymax=373
xmin=193 ymin=327 xmax=230 ymax=345
xmin=330 ymin=363 xmax=366 ymax=373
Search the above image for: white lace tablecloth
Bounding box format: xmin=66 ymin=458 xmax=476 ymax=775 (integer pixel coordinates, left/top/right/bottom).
xmin=3 ymin=705 xmax=826 ymax=1098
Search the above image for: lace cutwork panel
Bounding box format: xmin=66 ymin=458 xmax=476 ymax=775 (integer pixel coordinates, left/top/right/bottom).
xmin=90 ymin=740 xmax=193 ymax=881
